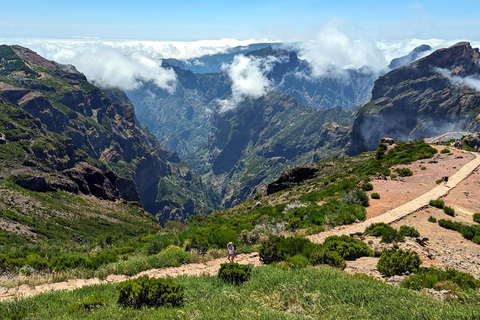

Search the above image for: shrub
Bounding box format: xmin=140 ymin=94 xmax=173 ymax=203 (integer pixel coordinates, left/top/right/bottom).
xmin=371 ymin=193 xmax=380 ymax=199
xmin=342 ymin=189 xmax=369 ymax=207
xmin=146 ymin=235 xmax=178 ymax=255
xmin=117 ymin=276 xmax=184 ymax=309
xmin=428 ymin=216 xmax=437 ymax=223
xmin=394 ymin=168 xmax=413 ymax=177
xmin=68 ymin=295 xmax=107 ymax=313
xmin=49 ymin=254 xmax=89 ymax=271
xmin=474 ymin=213 xmax=480 ymax=224
xmin=185 ymin=234 xmax=209 ymax=254
xmin=402 ymin=267 xmax=480 ymax=291
xmin=429 ymin=199 xmax=445 ymax=209
xmin=438 ymin=219 xmax=462 ymax=231
xmin=322 ymin=235 xmax=373 ymax=260
xmin=364 ymin=223 xmax=402 ymax=243
xmin=390 ymin=174 xmax=398 ymax=180
xmin=420 ymin=166 xmax=427 ymax=170
xmin=309 ymin=248 xmax=346 ymax=269
xmin=375 ymin=142 xmax=388 ymax=160
xmin=218 ymin=262 xmax=252 ymax=284
xmin=361 ymin=183 xmax=374 ymax=191
xmin=472 ymin=236 xmax=480 ymax=244
xmin=443 ymin=206 xmax=455 ymax=216
xmin=377 ymin=248 xmax=421 ymax=277
xmin=259 ymin=235 xmax=316 ymax=264
xmin=399 ymin=225 xmax=420 ymax=238
xmin=284 ymin=255 xmax=309 ymax=270
xmin=440 ymin=148 xmax=451 ymax=154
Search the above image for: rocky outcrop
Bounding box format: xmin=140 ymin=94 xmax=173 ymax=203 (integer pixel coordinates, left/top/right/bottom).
xmin=347 ymin=42 xmax=480 ymax=156
xmin=62 ymin=162 xmax=119 ymax=201
xmin=267 ymin=165 xmax=319 ymax=195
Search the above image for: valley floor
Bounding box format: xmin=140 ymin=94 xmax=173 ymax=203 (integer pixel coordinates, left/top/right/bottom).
xmin=2 ymin=146 xmax=480 ymax=302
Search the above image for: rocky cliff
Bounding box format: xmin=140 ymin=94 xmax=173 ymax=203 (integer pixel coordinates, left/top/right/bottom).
xmin=347 ymin=42 xmax=480 ymax=155
xmin=0 ymin=45 xmax=219 ymax=223
xmin=186 ymin=91 xmax=352 ymax=207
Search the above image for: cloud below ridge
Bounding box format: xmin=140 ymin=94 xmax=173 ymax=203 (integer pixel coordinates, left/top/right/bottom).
xmin=217 ymin=54 xmax=277 ymax=112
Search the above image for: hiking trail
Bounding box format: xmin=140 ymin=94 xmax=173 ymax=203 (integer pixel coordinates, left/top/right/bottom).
xmin=1 ymin=152 xmax=479 ymax=302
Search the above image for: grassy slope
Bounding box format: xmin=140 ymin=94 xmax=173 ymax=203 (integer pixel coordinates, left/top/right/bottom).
xmin=1 ymin=266 xmax=479 ymax=319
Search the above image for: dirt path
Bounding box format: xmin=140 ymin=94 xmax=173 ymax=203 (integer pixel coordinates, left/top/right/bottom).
xmin=307 ymin=151 xmax=480 ymax=244
xmin=2 ymin=151 xmax=479 ymax=302
xmin=0 ymin=253 xmax=261 ymax=301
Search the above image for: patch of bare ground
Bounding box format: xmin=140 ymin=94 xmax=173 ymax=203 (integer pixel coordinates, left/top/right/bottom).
xmin=366 ymin=146 xmax=474 ymax=219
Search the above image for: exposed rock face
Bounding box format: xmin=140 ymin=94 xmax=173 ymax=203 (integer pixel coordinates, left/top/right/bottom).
xmin=0 ymin=44 xmax=219 ymax=222
xmin=267 ymin=166 xmax=319 ymax=195
xmin=347 ymin=42 xmax=480 ymax=156
xmin=62 ymin=162 xmax=119 ymax=201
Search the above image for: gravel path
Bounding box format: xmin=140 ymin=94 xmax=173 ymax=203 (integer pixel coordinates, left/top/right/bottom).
xmin=1 ymin=152 xmax=479 ymax=302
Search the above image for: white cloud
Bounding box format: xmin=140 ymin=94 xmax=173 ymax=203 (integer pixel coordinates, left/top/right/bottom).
xmin=2 ymin=35 xmax=479 ymax=93
xmin=436 ymin=68 xmax=480 ymax=91
xmin=295 ymin=21 xmax=387 ymax=76
xmin=217 ymin=54 xmax=276 ymax=112
xmin=0 ymin=38 xmax=267 ymax=91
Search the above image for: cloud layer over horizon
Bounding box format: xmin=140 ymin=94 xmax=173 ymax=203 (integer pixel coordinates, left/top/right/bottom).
xmin=2 ymin=31 xmax=479 ymax=95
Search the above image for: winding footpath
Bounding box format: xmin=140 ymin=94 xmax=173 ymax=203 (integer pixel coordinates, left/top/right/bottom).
xmin=1 ymin=152 xmax=479 ymax=302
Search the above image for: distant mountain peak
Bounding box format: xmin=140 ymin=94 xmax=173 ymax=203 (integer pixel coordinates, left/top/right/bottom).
xmin=388 ymin=44 xmax=432 ymax=70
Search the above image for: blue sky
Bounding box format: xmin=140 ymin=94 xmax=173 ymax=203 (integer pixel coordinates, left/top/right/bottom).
xmin=1 ymin=0 xmax=479 ymax=41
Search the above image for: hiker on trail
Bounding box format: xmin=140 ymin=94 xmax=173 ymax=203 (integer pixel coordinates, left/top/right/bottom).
xmin=474 ymin=145 xmax=478 ymax=152
xmin=443 ymin=175 xmax=449 ymax=185
xmin=437 ymin=139 xmax=441 ymax=145
xmin=227 ymin=242 xmax=237 ymax=262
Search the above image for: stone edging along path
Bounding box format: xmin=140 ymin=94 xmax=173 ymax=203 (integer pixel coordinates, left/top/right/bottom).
xmin=1 ymin=152 xmax=479 ymax=302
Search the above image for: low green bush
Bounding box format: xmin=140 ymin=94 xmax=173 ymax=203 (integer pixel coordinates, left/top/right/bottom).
xmin=474 ymin=213 xmax=480 ymax=224
xmin=437 ymin=219 xmax=461 ymax=230
xmin=377 ymin=248 xmax=421 ymax=277
xmin=309 ymin=248 xmax=346 ymax=269
xmin=322 ymin=235 xmax=373 ymax=260
xmin=394 ymin=168 xmax=413 ymax=177
xmin=284 ymin=255 xmax=309 ymax=270
xmin=440 ymin=148 xmax=451 ymax=154
xmin=402 ymin=267 xmax=480 ymax=291
xmin=117 ymin=276 xmax=184 ymax=309
xmin=429 ymin=199 xmax=445 ymax=209
xmin=398 ymin=225 xmax=420 ymax=238
xmin=364 ymin=223 xmax=402 ymax=243
xmin=361 ymin=183 xmax=374 ymax=191
xmin=218 ymin=262 xmax=252 ymax=284
xmin=342 ymin=189 xmax=369 ymax=207
xmin=371 ymin=193 xmax=380 ymax=199
xmin=443 ymin=206 xmax=455 ymax=216
xmin=259 ymin=235 xmax=316 ymax=264
xmin=428 ymin=216 xmax=437 ymax=223
xmin=437 ymin=219 xmax=480 ymax=243
xmin=68 ymin=294 xmax=107 ymax=313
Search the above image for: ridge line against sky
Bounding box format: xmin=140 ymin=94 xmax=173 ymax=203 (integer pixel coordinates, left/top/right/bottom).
xmin=1 ymin=0 xmax=479 ymax=41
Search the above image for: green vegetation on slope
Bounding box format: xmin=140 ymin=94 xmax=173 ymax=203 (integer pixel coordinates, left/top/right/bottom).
xmin=1 ymin=265 xmax=480 ymax=319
